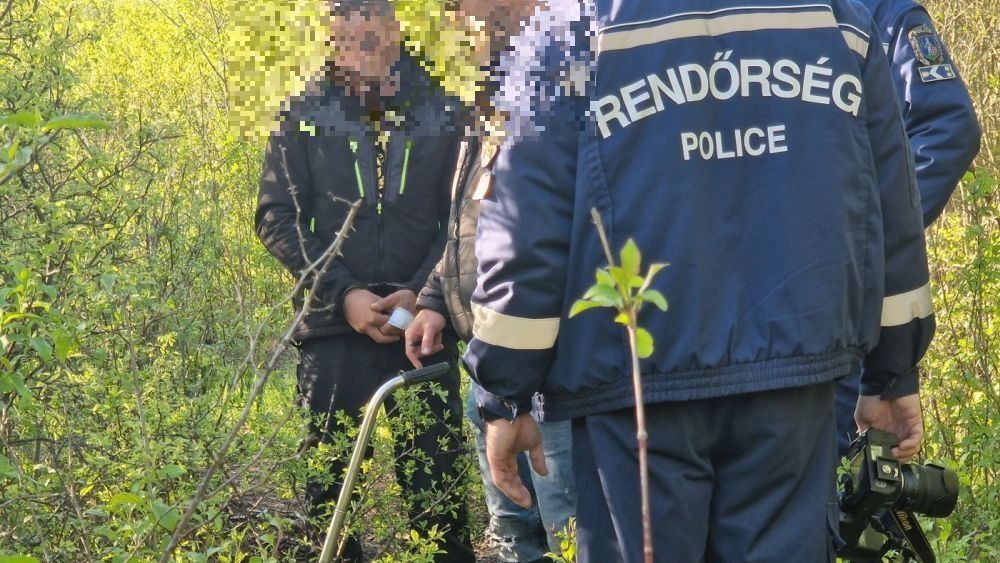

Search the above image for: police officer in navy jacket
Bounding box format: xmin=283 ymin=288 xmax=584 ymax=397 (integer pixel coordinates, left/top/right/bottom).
xmin=463 ymin=0 xmax=937 ymax=560
xmin=835 ymin=0 xmax=981 ymax=457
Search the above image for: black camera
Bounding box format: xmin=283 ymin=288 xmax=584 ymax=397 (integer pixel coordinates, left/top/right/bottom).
xmin=837 ymin=429 xmax=959 ymax=562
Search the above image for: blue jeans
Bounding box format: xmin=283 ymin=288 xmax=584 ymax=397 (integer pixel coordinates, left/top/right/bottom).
xmin=466 ymin=382 xmax=577 ymax=561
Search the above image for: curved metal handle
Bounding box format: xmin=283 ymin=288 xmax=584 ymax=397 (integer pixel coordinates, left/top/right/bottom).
xmin=401 ymin=361 xmax=450 ymax=386
xmin=318 ymin=362 xmax=452 ymax=562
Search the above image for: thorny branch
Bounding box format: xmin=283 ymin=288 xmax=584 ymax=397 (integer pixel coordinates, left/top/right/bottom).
xmin=159 ymin=199 xmax=363 ymax=563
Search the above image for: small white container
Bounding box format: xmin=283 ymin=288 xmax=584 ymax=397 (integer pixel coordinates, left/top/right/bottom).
xmin=388 ymin=307 xmax=414 ymax=331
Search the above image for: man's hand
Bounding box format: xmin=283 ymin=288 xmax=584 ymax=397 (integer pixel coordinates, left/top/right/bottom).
xmin=404 ymin=309 xmax=447 ymax=368
xmin=855 ymin=393 xmax=923 ymax=462
xmin=370 ymin=289 xmax=417 ymax=338
xmin=485 ymin=414 xmax=548 ymax=509
xmin=371 ymin=289 xmax=417 ymax=314
xmin=344 ymin=289 xmax=398 ymax=344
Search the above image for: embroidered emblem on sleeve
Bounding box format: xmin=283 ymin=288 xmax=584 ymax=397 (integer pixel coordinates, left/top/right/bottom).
xmin=908 ymin=24 xmax=956 ymax=82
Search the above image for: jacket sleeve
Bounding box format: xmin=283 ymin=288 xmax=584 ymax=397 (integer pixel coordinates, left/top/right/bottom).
xmin=416 ymin=255 xmax=449 ymax=317
xmin=255 ymin=127 xmax=361 ymax=307
xmin=462 ymin=10 xmax=587 ymax=421
xmin=889 ymin=8 xmax=981 ymax=226
xmin=404 ymin=139 xmax=460 ymax=295
xmin=859 ymin=18 xmax=936 ymax=400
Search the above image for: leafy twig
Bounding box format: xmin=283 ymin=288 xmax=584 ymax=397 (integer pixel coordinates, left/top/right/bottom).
xmin=569 ymin=208 xmax=668 ymax=563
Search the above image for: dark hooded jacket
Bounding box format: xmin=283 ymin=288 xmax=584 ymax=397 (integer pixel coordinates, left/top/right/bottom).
xmin=255 ymin=53 xmax=467 ymax=340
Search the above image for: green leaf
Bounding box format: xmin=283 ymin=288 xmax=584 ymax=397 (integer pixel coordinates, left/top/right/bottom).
xmin=635 ymin=327 xmax=654 ymax=359
xmin=614 ymin=311 xmax=629 ymax=325
xmin=29 ymin=337 xmax=53 ymax=362
xmin=0 ymin=556 xmax=42 ymax=563
xmin=93 ymin=526 xmax=119 ymax=541
xmin=158 ymin=464 xmax=186 ymax=480
xmin=639 ymin=262 xmax=670 ymax=293
xmin=107 ymin=491 xmax=143 ymax=511
xmin=609 ymin=266 xmax=630 ymax=290
xmin=42 ymin=114 xmax=109 ymax=131
xmin=0 ymin=110 xmax=42 ymax=128
xmin=569 ymin=299 xmax=605 ymax=318
xmin=595 ymin=269 xmax=615 ymax=288
xmin=583 ymin=284 xmax=622 ymax=308
xmin=641 ymin=289 xmax=668 ymax=312
xmin=11 ymin=374 xmax=31 ymax=404
xmin=0 ymin=453 xmax=17 ymax=479
xmin=37 ymin=283 xmax=57 ymax=301
xmin=11 ymin=146 xmax=32 ymax=167
xmin=620 ymin=238 xmax=641 ymax=278
xmin=99 ymin=273 xmax=117 ymax=293
xmin=151 ymin=499 xmax=180 ymax=531
xmin=53 ymin=330 xmax=75 ymax=361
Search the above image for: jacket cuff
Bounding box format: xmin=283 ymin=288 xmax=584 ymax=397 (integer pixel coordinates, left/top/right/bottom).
xmin=333 ymin=280 xmax=364 ymax=309
xmin=859 ymin=367 xmax=920 ymax=399
xmin=475 ymin=386 xmax=533 ymax=423
xmin=405 ymin=271 xmax=432 ymax=296
xmin=416 ymin=290 xmax=449 ymax=317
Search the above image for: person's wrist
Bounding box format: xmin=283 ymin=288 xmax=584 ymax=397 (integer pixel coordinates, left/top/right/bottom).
xmin=476 ymin=392 xmax=532 ymax=423
xmin=341 ymin=283 xmax=365 ymax=303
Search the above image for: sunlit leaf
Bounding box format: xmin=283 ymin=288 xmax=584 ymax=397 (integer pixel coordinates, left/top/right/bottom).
xmin=569 ymin=299 xmax=605 ymax=318
xmin=0 ymin=110 xmax=42 ymax=128
xmin=596 ymin=269 xmax=615 ymax=288
xmin=610 ymin=266 xmax=630 ymax=289
xmin=635 ymin=327 xmax=654 ymax=359
xmin=583 ymin=284 xmax=621 ymax=307
xmin=42 ymin=114 xmax=109 ymax=131
xmin=642 ymin=289 xmax=668 ymax=312
xmin=0 ymin=556 xmax=41 ymax=563
xmin=107 ymin=491 xmax=143 ymax=511
xmin=620 ymin=238 xmax=641 ymax=278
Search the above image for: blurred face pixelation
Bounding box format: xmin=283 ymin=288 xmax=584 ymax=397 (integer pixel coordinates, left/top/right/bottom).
xmin=330 ymin=3 xmax=401 ymax=89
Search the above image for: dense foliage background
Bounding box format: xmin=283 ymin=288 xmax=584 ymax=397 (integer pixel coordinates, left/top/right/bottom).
xmin=0 ymin=0 xmax=996 ymax=561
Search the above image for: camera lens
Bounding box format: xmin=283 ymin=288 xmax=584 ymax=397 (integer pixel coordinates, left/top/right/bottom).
xmin=898 ymin=463 xmax=959 ymax=517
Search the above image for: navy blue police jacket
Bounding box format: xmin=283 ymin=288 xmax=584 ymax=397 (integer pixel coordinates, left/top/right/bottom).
xmin=463 ymin=0 xmax=937 ymax=422
xmin=860 ymin=0 xmax=980 ymax=225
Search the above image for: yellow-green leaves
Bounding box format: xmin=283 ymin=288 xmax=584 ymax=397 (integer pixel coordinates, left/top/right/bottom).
xmin=1 ymin=112 xmax=108 ymax=185
xmin=569 ymin=220 xmax=670 ymax=362
xmin=569 ymin=237 xmax=669 ymax=321
xmin=635 ymin=327 xmax=654 ymax=359
xmin=621 ymin=238 xmax=641 ymax=279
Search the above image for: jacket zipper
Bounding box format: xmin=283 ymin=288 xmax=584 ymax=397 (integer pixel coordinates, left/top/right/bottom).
xmin=374 ymin=136 xmax=386 ymax=281
xmin=349 ymin=139 xmax=365 ymax=200
xmin=398 ymin=138 xmax=412 ymax=195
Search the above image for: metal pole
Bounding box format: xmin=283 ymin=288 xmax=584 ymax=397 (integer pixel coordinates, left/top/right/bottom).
xmin=317 ymin=362 xmax=451 ymax=563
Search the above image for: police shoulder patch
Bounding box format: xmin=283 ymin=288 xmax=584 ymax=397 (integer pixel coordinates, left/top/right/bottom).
xmin=907 ymin=24 xmax=945 ymax=66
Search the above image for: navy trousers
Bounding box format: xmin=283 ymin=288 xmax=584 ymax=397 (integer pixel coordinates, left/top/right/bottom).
xmin=834 ymin=363 xmax=863 ymax=458
xmin=573 ymin=382 xmax=840 ymax=563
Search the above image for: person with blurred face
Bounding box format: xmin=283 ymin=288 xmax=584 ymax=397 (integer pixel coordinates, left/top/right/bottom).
xmin=404 ymin=1 xmax=577 ymax=561
xmin=255 ymin=1 xmax=474 ymax=560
